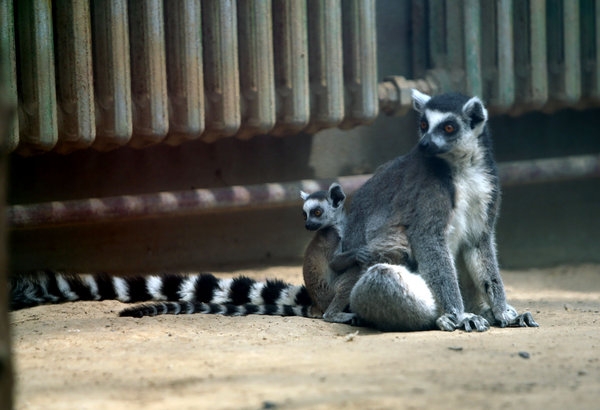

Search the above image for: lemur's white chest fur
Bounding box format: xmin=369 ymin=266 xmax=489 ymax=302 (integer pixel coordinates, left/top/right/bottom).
xmin=423 ymin=107 xmax=494 ymax=256
xmin=446 ymin=155 xmax=493 ymax=256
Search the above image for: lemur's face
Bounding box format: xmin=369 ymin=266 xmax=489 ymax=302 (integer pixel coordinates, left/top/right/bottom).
xmin=300 ymin=184 xmax=346 ymax=231
xmin=412 ymin=90 xmax=488 ymax=158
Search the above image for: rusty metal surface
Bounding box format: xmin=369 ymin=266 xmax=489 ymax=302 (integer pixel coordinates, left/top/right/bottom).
xmin=163 ymin=0 xmax=204 ymax=146
xmin=91 ymin=0 xmax=132 ymax=151
xmin=15 ymin=0 xmax=58 ymax=155
xmin=271 ymin=0 xmax=310 ymax=136
xmin=127 ymin=0 xmax=168 ymax=148
xmin=236 ymin=0 xmax=276 ymax=140
xmin=305 ymin=0 xmax=344 ymax=134
xmin=0 ymin=0 xmax=18 ymax=152
xmin=339 ymin=0 xmax=378 ymax=129
xmin=54 ymin=0 xmax=95 ymax=154
xmin=201 ymin=0 xmax=241 ymax=142
xmin=378 ymin=75 xmax=441 ymax=117
xmin=9 ymin=154 xmax=600 ymax=230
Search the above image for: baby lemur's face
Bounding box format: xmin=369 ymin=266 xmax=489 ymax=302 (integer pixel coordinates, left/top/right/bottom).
xmin=300 ymin=183 xmax=346 ymax=231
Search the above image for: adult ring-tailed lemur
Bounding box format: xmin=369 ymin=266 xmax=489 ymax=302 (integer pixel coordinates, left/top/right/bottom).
xmin=324 ymin=90 xmax=537 ymax=332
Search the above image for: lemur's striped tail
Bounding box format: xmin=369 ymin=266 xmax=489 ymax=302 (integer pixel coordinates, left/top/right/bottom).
xmin=9 ymin=270 xmax=313 ymax=313
xmin=119 ymin=301 xmax=312 ymax=318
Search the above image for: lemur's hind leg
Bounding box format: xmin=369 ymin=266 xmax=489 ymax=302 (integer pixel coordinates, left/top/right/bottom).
xmin=322 ymin=268 xmax=363 ymax=324
xmin=349 ymin=264 xmax=438 ymax=332
xmin=462 ymin=238 xmax=538 ymax=328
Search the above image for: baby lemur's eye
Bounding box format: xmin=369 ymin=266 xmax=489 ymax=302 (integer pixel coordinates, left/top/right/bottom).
xmin=444 ymin=124 xmax=455 ymax=133
xmin=302 ymin=212 xmax=307 ymax=221
xmin=420 ymin=120 xmax=428 ymax=131
xmin=314 ymin=210 xmax=322 ymax=217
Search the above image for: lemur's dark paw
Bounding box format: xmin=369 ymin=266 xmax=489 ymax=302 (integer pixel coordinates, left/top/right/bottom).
xmin=350 ymin=315 xmax=368 ymax=327
xmin=458 ymin=313 xmax=489 ymax=332
xmin=508 ymin=312 xmax=539 ymax=328
xmin=435 ymin=313 xmax=458 ymax=331
xmin=355 ymin=248 xmax=372 ymax=266
xmin=323 ymin=312 xmax=356 ymax=325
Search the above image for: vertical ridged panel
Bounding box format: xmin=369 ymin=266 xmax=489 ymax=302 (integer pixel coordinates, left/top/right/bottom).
xmin=480 ymin=1 xmax=496 ymax=102
xmin=339 ymin=0 xmax=378 ymax=129
xmin=547 ymin=0 xmax=580 ymax=105
xmin=163 ymin=0 xmax=204 ymax=145
xmin=562 ymin=0 xmax=581 ymax=103
xmin=513 ymin=0 xmax=549 ymax=111
xmin=596 ymin=0 xmax=600 ymax=100
xmin=427 ymin=0 xmax=446 ymax=69
xmin=236 ymin=0 xmax=276 ymax=140
xmin=15 ymin=0 xmax=57 ymax=154
xmin=580 ymin=0 xmax=600 ymax=101
xmin=91 ymin=0 xmax=132 ymax=151
xmin=446 ymin=0 xmax=465 ymax=91
xmin=0 ymin=0 xmax=19 ymax=151
xmin=54 ymin=0 xmax=95 ymax=154
xmin=528 ymin=0 xmax=548 ymax=107
xmin=494 ymin=0 xmax=515 ymax=110
xmin=463 ymin=0 xmax=482 ymax=98
xmin=411 ymin=0 xmax=428 ymax=77
xmin=305 ymin=0 xmax=344 ymax=134
xmin=201 ymin=0 xmax=240 ymax=142
xmin=128 ymin=0 xmax=168 ymax=148
xmin=271 ymin=0 xmax=309 ymax=136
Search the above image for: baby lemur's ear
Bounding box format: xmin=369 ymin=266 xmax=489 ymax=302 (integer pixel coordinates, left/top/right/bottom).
xmin=328 ymin=183 xmax=345 ymax=208
xmin=300 ymin=191 xmax=309 ymax=201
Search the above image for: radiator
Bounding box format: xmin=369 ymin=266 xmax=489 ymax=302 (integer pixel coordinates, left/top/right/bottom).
xmin=2 ymin=0 xmax=599 ymax=156
xmin=407 ymin=0 xmax=600 ymax=115
xmin=0 ymin=0 xmax=378 ymax=155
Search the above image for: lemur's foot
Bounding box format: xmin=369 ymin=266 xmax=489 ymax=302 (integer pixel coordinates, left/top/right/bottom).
xmin=493 ymin=305 xmax=518 ymax=328
xmin=436 ymin=313 xmax=489 ymax=332
xmin=458 ymin=313 xmax=490 ymax=332
xmin=507 ymin=312 xmax=539 ymax=328
xmin=323 ymin=311 xmax=356 ymax=325
xmin=436 ymin=313 xmax=458 ymax=331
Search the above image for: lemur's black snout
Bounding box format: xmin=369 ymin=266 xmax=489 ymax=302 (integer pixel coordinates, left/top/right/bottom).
xmin=418 ymin=138 xmax=430 ymax=152
xmin=418 ymin=134 xmax=448 ymax=156
xmin=305 ymin=222 xmax=321 ymax=231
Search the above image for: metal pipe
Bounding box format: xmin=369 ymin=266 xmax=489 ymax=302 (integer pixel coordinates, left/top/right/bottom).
xmin=8 ymin=154 xmax=600 ymax=230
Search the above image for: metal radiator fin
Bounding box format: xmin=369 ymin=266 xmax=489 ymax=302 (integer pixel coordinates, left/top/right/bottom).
xmin=4 ymin=0 xmax=379 ymax=155
xmin=413 ymin=0 xmax=600 ymax=115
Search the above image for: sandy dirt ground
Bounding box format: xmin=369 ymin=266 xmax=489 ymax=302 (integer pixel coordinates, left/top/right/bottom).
xmin=8 ymin=264 xmax=600 ymax=410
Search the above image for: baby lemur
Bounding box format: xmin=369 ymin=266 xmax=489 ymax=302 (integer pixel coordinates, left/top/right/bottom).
xmin=301 ymin=183 xmax=416 ymax=324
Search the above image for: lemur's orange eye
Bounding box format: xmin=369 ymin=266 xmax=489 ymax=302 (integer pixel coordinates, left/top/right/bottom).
xmin=302 ymin=212 xmax=307 ymax=221
xmin=314 ymin=210 xmax=322 ymax=217
xmin=444 ymin=124 xmax=455 ymax=133
xmin=420 ymin=121 xmax=428 ymax=131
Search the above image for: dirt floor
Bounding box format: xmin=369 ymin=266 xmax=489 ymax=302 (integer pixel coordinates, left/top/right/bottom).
xmin=9 ymin=264 xmax=600 ymax=410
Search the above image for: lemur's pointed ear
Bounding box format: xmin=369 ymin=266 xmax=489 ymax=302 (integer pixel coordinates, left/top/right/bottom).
xmin=300 ymin=191 xmax=309 ymax=200
xmin=328 ymin=183 xmax=345 ymax=208
xmin=412 ymin=89 xmax=431 ymax=113
xmin=462 ymin=96 xmax=488 ymax=129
